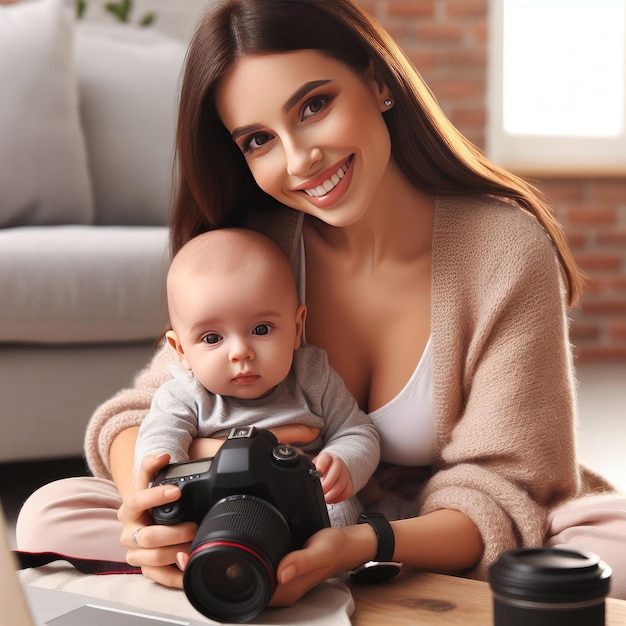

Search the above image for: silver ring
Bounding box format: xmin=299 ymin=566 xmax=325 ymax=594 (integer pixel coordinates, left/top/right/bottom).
xmin=131 ymin=528 xmax=142 ymax=548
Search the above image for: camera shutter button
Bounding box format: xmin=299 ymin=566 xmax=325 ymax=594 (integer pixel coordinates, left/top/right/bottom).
xmin=272 ymin=444 xmax=299 ymax=465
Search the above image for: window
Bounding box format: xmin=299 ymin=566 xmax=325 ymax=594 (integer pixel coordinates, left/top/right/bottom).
xmin=487 ymin=0 xmax=626 ymax=175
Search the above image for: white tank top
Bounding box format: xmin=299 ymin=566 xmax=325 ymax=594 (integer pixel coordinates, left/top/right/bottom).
xmin=368 ymin=337 xmax=434 ymax=466
xmin=299 ymin=240 xmax=435 ymax=467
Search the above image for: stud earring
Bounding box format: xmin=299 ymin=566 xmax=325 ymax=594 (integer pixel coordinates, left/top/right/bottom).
xmin=384 ymin=98 xmax=394 ymax=108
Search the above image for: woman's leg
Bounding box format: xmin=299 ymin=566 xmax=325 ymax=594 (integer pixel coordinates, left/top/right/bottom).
xmin=16 ymin=476 xmax=125 ymax=562
xmin=546 ymin=493 xmax=626 ymax=600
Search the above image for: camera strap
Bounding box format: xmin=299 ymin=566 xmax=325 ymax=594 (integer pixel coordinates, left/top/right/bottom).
xmin=13 ymin=550 xmax=141 ymax=575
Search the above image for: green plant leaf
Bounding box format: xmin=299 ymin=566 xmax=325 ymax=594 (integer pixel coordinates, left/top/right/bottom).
xmin=105 ymin=0 xmax=132 ymax=23
xmin=76 ymin=0 xmax=86 ymax=19
xmin=139 ymin=12 xmax=157 ymax=27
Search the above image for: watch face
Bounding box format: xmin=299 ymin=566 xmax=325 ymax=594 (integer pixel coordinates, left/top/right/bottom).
xmin=350 ymin=561 xmax=402 ymax=584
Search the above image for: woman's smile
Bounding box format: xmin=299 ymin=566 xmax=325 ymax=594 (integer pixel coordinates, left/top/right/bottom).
xmin=300 ymin=156 xmax=352 ymax=198
xmin=295 ymin=155 xmax=354 ymax=208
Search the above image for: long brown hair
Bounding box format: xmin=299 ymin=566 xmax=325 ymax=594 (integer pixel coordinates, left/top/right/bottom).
xmin=171 ymin=0 xmax=583 ymax=305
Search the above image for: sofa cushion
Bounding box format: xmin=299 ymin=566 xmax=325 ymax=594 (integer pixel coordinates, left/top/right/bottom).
xmin=0 ymin=0 xmax=93 ymax=228
xmin=0 ymin=226 xmax=170 ymax=344
xmin=73 ymin=23 xmax=187 ymax=226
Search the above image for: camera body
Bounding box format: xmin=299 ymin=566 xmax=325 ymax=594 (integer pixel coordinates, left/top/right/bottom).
xmin=151 ymin=426 xmax=330 ymax=623
xmin=152 ymin=426 xmax=330 ymax=549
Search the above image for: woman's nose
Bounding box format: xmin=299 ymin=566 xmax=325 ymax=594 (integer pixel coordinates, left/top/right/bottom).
xmin=284 ymin=137 xmax=322 ymax=177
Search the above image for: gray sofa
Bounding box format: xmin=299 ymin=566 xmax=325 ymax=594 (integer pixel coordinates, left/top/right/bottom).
xmin=0 ymin=2 xmax=187 ymax=462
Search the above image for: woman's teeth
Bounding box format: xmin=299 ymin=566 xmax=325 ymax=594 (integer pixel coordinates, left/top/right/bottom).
xmin=304 ymin=160 xmax=349 ymax=197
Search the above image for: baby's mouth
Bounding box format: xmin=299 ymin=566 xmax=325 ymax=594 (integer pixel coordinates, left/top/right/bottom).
xmin=233 ymin=373 xmax=260 ymax=383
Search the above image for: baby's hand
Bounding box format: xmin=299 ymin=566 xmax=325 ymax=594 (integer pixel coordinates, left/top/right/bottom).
xmin=312 ymin=452 xmax=352 ymax=504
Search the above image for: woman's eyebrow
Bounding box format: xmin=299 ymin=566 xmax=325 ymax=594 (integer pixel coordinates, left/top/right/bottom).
xmin=282 ymin=79 xmax=331 ymax=114
xmin=231 ymin=124 xmax=263 ymax=142
xmin=230 ymin=79 xmax=332 ymax=142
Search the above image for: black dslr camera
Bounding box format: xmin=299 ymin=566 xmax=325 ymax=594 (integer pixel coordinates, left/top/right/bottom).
xmin=152 ymin=426 xmax=330 ymax=623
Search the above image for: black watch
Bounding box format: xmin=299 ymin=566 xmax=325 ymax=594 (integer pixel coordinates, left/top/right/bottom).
xmin=350 ymin=512 xmax=402 ymax=584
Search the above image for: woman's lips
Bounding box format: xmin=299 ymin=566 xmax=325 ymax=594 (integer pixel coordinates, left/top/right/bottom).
xmin=297 ymin=155 xmax=354 ymax=208
xmin=303 ymin=157 xmax=352 ymax=197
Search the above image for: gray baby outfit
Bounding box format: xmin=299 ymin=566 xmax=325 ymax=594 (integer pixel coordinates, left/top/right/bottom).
xmin=135 ymin=343 xmax=380 ymax=526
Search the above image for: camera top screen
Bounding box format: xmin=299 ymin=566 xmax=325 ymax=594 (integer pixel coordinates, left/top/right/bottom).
xmin=165 ymin=458 xmax=213 ymax=479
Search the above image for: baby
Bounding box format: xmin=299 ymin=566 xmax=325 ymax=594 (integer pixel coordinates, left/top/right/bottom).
xmin=135 ymin=228 xmax=380 ymax=526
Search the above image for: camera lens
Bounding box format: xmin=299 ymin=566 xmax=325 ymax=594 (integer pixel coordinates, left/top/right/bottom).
xmin=489 ymin=547 xmax=612 ymax=626
xmin=198 ymin=551 xmax=259 ymax=604
xmin=183 ymin=495 xmax=292 ymax=623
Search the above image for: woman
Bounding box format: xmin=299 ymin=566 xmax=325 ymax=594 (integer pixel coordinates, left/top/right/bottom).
xmin=18 ymin=0 xmax=624 ymax=605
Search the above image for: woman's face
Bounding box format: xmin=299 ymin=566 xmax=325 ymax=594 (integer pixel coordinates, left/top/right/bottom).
xmin=215 ymin=50 xmax=393 ymax=228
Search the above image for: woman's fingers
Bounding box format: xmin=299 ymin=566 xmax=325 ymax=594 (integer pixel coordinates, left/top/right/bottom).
xmin=119 ymin=484 xmax=181 ymax=525
xmin=127 ymin=541 xmax=192 ymax=568
xmin=136 ymin=452 xmax=172 ymax=490
xmin=140 ymin=564 xmax=184 ymax=589
xmin=270 ymin=558 xmax=331 ymax=607
xmin=118 ymin=453 xmax=181 ymax=529
xmin=124 ymin=523 xmax=195 ymax=569
xmin=122 ymin=521 xmax=196 ymax=550
xmin=176 ymin=551 xmax=189 ymax=571
xmin=112 ymin=452 xmax=198 ymax=588
xmin=270 ymin=527 xmax=344 ymax=607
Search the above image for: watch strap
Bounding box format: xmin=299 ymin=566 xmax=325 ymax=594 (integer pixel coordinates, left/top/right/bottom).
xmin=358 ymin=512 xmax=395 ymax=563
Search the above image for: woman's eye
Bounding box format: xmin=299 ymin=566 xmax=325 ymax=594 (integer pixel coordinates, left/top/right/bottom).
xmin=302 ymin=96 xmax=329 ymax=120
xmin=242 ymin=132 xmax=273 ymax=153
xmin=252 ymin=324 xmax=271 ymax=336
xmin=202 ymin=333 xmax=222 ymax=345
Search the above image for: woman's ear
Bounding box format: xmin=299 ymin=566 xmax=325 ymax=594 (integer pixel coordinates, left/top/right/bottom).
xmin=166 ymin=330 xmax=192 ymax=370
xmin=364 ymin=60 xmax=393 ymax=112
xmin=294 ymin=304 xmax=307 ymax=349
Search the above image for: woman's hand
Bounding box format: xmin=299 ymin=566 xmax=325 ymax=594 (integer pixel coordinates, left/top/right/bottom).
xmin=189 ymin=437 xmax=226 ymax=459
xmin=117 ymin=453 xmax=197 ymax=588
xmin=268 ymin=424 xmax=321 ymax=445
xmin=269 ymin=527 xmax=346 ymax=606
xmin=270 ymin=522 xmax=376 ymax=607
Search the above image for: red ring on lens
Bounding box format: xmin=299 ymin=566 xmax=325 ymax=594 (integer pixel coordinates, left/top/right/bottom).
xmin=188 ymin=540 xmax=276 ymax=594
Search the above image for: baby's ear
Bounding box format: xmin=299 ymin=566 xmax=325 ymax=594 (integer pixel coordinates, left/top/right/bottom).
xmin=294 ymin=303 xmax=307 ymax=349
xmin=165 ymin=330 xmax=191 ymax=370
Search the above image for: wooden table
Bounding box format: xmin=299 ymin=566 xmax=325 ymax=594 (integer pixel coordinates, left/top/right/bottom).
xmin=349 ymin=571 xmax=626 ymax=625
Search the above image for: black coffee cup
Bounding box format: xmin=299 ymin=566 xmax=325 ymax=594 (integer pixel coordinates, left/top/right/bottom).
xmin=489 ymin=547 xmax=612 ymax=626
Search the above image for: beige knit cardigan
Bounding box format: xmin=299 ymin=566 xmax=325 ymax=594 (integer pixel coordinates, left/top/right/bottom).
xmin=84 ymin=195 xmax=610 ymax=579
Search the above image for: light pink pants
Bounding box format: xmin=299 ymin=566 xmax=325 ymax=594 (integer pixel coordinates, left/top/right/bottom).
xmin=16 ymin=477 xmax=126 ymax=563
xmin=546 ymin=493 xmax=626 ymax=599
xmin=16 ymin=478 xmax=626 ymax=599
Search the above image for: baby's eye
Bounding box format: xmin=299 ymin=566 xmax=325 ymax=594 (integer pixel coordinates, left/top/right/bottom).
xmin=252 ymin=324 xmax=271 ymax=336
xmin=242 ymin=132 xmax=273 ymax=153
xmin=202 ymin=333 xmax=222 ymax=345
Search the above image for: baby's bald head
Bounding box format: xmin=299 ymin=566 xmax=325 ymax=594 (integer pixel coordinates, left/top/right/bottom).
xmin=167 ymin=228 xmax=298 ymax=327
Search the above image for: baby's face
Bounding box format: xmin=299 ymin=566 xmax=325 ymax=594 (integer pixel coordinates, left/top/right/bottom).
xmin=168 ymin=262 xmax=304 ymax=399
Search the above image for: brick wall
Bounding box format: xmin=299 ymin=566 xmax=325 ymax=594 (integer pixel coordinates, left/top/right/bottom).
xmin=359 ymin=0 xmax=626 ymax=363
